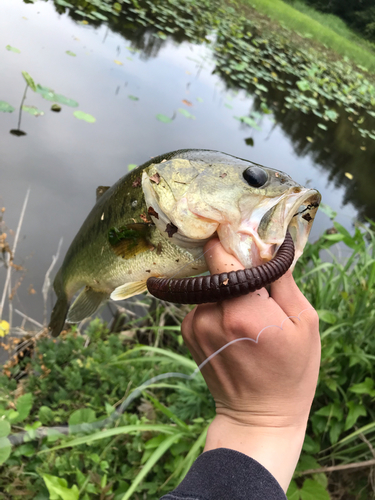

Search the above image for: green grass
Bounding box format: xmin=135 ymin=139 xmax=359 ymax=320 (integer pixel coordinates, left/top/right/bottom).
xmin=286 ymin=0 xmax=375 ymax=52
xmin=246 ymin=0 xmax=375 ymax=72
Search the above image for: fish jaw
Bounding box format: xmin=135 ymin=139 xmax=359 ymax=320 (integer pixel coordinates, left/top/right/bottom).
xmin=218 ymin=188 xmax=321 ymax=269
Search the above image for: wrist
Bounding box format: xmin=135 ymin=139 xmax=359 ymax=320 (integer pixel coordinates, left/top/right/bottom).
xmin=204 ymin=414 xmax=307 ymax=492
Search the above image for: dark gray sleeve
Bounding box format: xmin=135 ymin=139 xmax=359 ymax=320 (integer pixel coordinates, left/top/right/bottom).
xmin=160 ymin=448 xmax=287 ymax=500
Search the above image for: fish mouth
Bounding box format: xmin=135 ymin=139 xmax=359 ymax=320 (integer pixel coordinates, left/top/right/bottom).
xmin=218 ymin=188 xmax=321 ymax=270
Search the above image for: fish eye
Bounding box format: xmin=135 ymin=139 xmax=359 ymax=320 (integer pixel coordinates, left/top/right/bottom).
xmin=243 ymin=166 xmax=268 ymax=188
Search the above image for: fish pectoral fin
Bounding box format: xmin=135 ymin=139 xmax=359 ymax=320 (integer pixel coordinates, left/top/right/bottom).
xmin=67 ymin=287 xmax=109 ymax=323
xmin=110 ymin=280 xmax=148 ymax=301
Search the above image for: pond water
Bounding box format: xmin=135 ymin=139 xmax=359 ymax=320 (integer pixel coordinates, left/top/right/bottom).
xmin=1 ymin=0 xmax=374 ymax=327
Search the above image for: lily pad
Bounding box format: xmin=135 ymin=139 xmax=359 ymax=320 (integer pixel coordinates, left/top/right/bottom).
xmin=91 ymin=11 xmax=108 ymax=21
xmin=156 ymin=114 xmax=173 ymax=123
xmin=0 ymin=101 xmax=15 ymax=113
xmin=234 ymin=115 xmax=261 ymax=130
xmin=10 ymin=129 xmax=26 ymax=137
xmin=296 ymin=80 xmax=310 ymax=91
xmin=324 ymin=109 xmax=339 ymax=121
xmin=5 ymin=45 xmax=20 ymax=53
xmin=56 ymin=0 xmax=73 ymax=6
xmin=22 ymin=71 xmax=36 ymax=92
xmin=37 ymin=85 xmax=78 ymax=107
xmin=73 ymin=110 xmax=96 ymax=123
xmin=178 ymin=108 xmax=195 ymax=119
xmin=22 ymin=105 xmax=44 ymax=116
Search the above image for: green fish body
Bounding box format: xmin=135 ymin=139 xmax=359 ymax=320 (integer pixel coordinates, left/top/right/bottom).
xmin=49 ymin=149 xmax=321 ymax=336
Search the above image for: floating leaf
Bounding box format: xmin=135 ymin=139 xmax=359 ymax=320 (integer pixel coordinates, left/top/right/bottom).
xmin=317 ymin=123 xmax=327 ymax=130
xmin=156 ymin=31 xmax=167 ymax=40
xmin=306 ymin=136 xmax=313 ymax=142
xmin=22 ymin=71 xmax=36 ymax=92
xmin=5 ymin=45 xmax=20 ymax=53
xmin=10 ymin=129 xmax=26 ymax=137
xmin=66 ymin=50 xmax=76 ymax=57
xmin=245 ymin=137 xmax=254 ymax=146
xmin=324 ymin=109 xmax=339 ymax=121
xmin=73 ymin=110 xmax=96 ymax=123
xmin=225 ymin=103 xmax=233 ymax=109
xmin=345 ymin=172 xmax=353 ymax=180
xmin=56 ymin=0 xmax=73 ymax=6
xmin=0 ymin=101 xmax=15 ymax=113
xmin=22 ymin=105 xmax=44 ymax=116
xmin=128 ymin=95 xmax=139 ymax=101
xmin=127 ymin=164 xmax=137 ymax=171
xmin=113 ymin=2 xmax=122 ymax=12
xmin=91 ymin=11 xmax=108 ymax=21
xmin=51 ymin=104 xmax=62 ymax=112
xmin=0 ymin=320 xmax=10 ymax=336
xmin=178 ymin=108 xmax=195 ymax=119
xmin=234 ymin=115 xmax=261 ymax=130
xmin=182 ymin=99 xmax=192 ymax=107
xmin=196 ymin=97 xmax=203 ymax=103
xmin=114 ymin=60 xmax=123 ymax=66
xmin=36 ymin=85 xmax=78 ymax=107
xmin=156 ymin=114 xmax=173 ymax=123
xmin=296 ymin=80 xmax=310 ymax=91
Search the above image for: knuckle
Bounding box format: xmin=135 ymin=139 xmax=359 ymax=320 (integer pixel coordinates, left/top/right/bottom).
xmin=220 ymin=306 xmax=245 ymax=338
xmin=303 ymin=308 xmax=320 ymax=330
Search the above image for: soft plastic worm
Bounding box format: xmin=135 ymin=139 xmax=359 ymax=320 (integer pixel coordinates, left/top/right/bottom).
xmin=147 ymin=231 xmax=295 ymax=303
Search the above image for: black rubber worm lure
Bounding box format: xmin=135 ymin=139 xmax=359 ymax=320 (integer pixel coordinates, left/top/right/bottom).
xmin=146 ymin=230 xmax=295 ymax=304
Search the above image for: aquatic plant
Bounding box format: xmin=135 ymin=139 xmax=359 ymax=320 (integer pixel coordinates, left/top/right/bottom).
xmin=1 ymin=219 xmax=375 ymax=499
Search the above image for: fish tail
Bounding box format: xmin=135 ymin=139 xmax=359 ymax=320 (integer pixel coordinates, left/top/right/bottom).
xmin=48 ymin=269 xmax=70 ymax=337
xmin=49 ymin=295 xmax=70 ymax=337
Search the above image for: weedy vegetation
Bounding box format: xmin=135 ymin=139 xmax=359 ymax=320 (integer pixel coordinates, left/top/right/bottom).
xmin=0 ymin=212 xmax=375 ymax=499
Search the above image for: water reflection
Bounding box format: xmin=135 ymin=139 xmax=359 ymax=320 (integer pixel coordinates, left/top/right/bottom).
xmin=0 ymin=0 xmax=368 ymax=326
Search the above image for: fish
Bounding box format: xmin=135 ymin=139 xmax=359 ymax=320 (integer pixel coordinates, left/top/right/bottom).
xmin=48 ymin=149 xmax=321 ymax=337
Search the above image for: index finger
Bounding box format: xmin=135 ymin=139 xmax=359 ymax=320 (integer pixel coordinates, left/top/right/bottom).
xmin=203 ymin=238 xmax=269 ymax=302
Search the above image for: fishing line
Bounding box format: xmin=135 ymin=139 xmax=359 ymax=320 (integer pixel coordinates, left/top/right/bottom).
xmin=5 ymin=307 xmax=314 ymax=447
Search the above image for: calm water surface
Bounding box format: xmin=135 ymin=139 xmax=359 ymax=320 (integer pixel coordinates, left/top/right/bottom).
xmin=0 ymin=0 xmax=369 ymax=326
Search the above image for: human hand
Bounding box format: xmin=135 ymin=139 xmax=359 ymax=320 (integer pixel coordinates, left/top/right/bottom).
xmin=181 ymin=238 xmax=321 ymax=490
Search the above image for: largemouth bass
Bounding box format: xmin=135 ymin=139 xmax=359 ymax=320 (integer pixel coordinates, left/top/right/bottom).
xmin=49 ymin=149 xmax=321 ymax=337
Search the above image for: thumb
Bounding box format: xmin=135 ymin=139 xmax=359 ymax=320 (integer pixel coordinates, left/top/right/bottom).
xmin=203 ymin=238 xmax=245 ymax=275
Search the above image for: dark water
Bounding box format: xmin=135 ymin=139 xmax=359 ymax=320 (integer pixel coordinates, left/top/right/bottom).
xmin=0 ymin=0 xmax=371 ymax=327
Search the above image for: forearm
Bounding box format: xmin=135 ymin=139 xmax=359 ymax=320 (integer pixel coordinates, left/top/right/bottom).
xmin=204 ymin=414 xmax=307 ymax=492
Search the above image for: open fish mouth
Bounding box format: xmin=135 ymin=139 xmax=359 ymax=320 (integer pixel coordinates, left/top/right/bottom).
xmin=217 ymin=188 xmax=321 ymax=270
xmin=146 ymin=188 xmax=321 ymax=305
